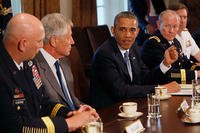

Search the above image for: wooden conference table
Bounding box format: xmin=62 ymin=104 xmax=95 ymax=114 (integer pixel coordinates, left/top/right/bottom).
xmin=97 ymin=96 xmax=200 ymax=133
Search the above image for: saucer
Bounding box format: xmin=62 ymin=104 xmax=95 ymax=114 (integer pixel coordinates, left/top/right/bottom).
xmin=159 ymin=94 xmax=171 ymax=100
xmin=153 ymin=94 xmax=171 ymax=100
xmin=181 ymin=115 xmax=200 ymax=124
xmin=118 ymin=112 xmax=143 ymax=119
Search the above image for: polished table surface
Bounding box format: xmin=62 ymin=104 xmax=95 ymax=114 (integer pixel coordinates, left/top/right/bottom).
xmin=97 ymin=96 xmax=200 ymax=133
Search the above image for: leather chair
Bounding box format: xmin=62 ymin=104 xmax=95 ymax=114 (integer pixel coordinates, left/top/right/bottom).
xmin=85 ymin=25 xmax=111 ymax=52
xmin=72 ymin=27 xmax=93 ymax=78
xmin=68 ymin=45 xmax=91 ymax=104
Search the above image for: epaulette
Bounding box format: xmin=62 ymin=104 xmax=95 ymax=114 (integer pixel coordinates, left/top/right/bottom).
xmin=148 ymin=36 xmax=161 ymax=43
xmin=191 ymin=64 xmax=200 ymax=70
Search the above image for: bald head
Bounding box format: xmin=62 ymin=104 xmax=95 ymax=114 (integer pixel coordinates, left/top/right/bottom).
xmin=3 ymin=13 xmax=45 ymax=64
xmin=4 ymin=13 xmax=44 ymax=43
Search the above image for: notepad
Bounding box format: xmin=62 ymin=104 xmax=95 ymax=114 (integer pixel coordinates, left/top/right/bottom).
xmin=170 ymin=84 xmax=192 ymax=95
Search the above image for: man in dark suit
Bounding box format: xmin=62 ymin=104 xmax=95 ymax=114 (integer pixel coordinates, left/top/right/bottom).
xmin=0 ymin=13 xmax=99 ymax=132
xmin=91 ymin=11 xmax=180 ymax=109
xmin=142 ymin=10 xmax=200 ymax=84
xmin=35 ymin=13 xmax=94 ymax=111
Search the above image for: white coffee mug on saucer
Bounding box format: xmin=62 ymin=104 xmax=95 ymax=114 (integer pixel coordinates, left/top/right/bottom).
xmin=119 ymin=102 xmax=137 ymax=116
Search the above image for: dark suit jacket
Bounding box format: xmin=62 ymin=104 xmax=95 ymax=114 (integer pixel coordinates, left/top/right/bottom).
xmin=34 ymin=51 xmax=80 ymax=110
xmin=128 ymin=0 xmax=166 ymax=30
xmin=0 ymin=42 xmax=69 ymax=132
xmin=141 ymin=30 xmax=196 ymax=83
xmin=90 ymin=37 xmax=169 ymax=109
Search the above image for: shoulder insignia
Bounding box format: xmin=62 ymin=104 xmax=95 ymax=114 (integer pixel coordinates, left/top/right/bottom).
xmin=148 ymin=36 xmax=161 ymax=43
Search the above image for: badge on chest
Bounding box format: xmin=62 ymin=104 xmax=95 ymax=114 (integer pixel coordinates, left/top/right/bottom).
xmin=13 ymin=88 xmax=25 ymax=110
xmin=29 ymin=61 xmax=42 ymax=89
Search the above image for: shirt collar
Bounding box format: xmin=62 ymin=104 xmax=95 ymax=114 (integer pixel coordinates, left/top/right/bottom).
xmin=117 ymin=44 xmax=130 ymax=57
xmin=13 ymin=60 xmax=23 ymax=70
xmin=40 ymin=48 xmax=57 ymax=68
xmin=168 ymin=41 xmax=174 ymax=45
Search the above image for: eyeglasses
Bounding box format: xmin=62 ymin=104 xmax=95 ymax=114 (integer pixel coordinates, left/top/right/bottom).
xmin=163 ymin=24 xmax=179 ymax=30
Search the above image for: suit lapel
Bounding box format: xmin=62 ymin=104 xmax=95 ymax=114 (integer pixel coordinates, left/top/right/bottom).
xmin=116 ymin=52 xmax=130 ymax=78
xmin=112 ymin=39 xmax=132 ymax=81
xmin=36 ymin=52 xmax=66 ymax=101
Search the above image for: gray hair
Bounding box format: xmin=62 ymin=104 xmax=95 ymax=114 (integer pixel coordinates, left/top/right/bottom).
xmin=113 ymin=11 xmax=138 ymax=27
xmin=41 ymin=13 xmax=73 ymax=43
xmin=158 ymin=9 xmax=180 ymax=23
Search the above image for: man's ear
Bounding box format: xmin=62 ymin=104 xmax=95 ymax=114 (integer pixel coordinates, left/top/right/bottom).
xmin=49 ymin=36 xmax=57 ymax=48
xmin=18 ymin=39 xmax=27 ymax=52
xmin=111 ymin=26 xmax=115 ymax=35
xmin=135 ymin=27 xmax=140 ymax=36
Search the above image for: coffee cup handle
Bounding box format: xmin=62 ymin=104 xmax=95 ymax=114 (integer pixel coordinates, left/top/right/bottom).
xmin=81 ymin=125 xmax=87 ymax=133
xmin=119 ymin=105 xmax=123 ymax=113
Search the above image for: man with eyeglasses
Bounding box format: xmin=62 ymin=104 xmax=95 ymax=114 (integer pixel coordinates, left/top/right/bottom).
xmin=141 ymin=10 xmax=200 ymax=84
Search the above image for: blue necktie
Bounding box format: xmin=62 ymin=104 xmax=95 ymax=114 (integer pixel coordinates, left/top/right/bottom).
xmin=124 ymin=51 xmax=133 ymax=81
xmin=54 ymin=60 xmax=76 ymax=111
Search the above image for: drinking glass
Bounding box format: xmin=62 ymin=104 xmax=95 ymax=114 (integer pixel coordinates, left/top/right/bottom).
xmin=192 ymin=79 xmax=200 ymax=107
xmin=147 ymin=93 xmax=161 ymax=118
xmin=81 ymin=118 xmax=103 ymax=133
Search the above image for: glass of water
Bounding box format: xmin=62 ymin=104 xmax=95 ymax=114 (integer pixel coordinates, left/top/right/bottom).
xmin=192 ymin=79 xmax=200 ymax=108
xmin=147 ymin=93 xmax=162 ymax=118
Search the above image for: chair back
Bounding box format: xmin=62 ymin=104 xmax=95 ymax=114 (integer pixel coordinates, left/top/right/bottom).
xmin=85 ymin=25 xmax=111 ymax=52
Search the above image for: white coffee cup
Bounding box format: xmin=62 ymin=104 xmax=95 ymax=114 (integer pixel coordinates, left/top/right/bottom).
xmin=155 ymin=86 xmax=168 ymax=96
xmin=188 ymin=108 xmax=200 ymax=122
xmin=119 ymin=102 xmax=137 ymax=116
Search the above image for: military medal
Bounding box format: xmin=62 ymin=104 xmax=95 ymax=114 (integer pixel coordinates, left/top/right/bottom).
xmin=32 ymin=64 xmax=42 ymax=89
xmin=13 ymin=88 xmax=25 ymax=111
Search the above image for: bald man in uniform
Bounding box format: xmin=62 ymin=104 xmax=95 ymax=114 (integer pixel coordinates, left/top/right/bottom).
xmin=0 ymin=13 xmax=99 ymax=133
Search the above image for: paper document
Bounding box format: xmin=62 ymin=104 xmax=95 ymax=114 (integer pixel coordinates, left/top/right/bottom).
xmin=170 ymin=84 xmax=193 ymax=95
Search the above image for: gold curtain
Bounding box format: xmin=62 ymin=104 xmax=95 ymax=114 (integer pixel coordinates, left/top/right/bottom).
xmin=23 ymin=0 xmax=60 ymax=19
xmin=72 ymin=0 xmax=97 ymax=27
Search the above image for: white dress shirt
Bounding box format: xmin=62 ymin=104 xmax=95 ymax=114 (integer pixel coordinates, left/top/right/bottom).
xmin=176 ymin=29 xmax=200 ymax=59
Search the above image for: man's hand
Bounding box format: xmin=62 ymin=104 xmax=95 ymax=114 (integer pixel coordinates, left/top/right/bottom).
xmin=73 ymin=104 xmax=95 ymax=114
xmin=160 ymin=81 xmax=180 ymax=93
xmin=66 ymin=109 xmax=100 ymax=132
xmin=163 ymin=45 xmax=178 ymax=67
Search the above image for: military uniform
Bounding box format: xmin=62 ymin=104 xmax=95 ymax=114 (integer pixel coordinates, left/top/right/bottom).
xmin=176 ymin=28 xmax=200 ymax=59
xmin=0 ymin=41 xmax=71 ymax=133
xmin=141 ymin=30 xmax=199 ymax=84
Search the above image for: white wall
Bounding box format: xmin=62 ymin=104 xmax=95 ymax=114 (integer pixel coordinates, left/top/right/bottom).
xmin=97 ymin=0 xmax=128 ymax=29
xmin=11 ymin=0 xmax=22 ymax=16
